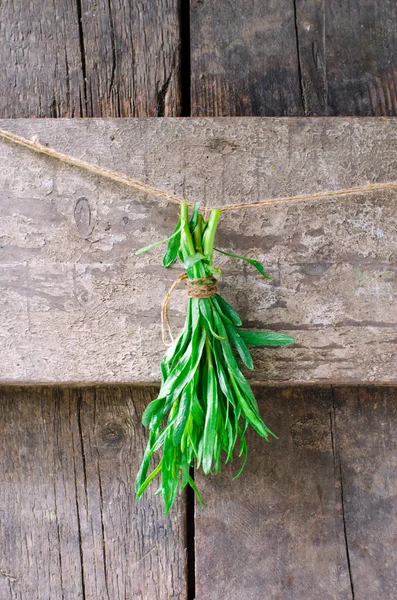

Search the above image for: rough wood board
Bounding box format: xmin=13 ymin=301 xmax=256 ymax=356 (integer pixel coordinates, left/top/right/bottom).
xmin=0 ymin=0 xmax=181 ymax=118
xmin=334 ymin=386 xmax=397 ymax=599
xmin=0 ymin=386 xmax=187 ymax=600
xmin=191 ymin=0 xmax=397 ymax=116
xmin=194 ymin=387 xmax=352 ymax=600
xmin=1 ymin=117 xmax=397 ymax=384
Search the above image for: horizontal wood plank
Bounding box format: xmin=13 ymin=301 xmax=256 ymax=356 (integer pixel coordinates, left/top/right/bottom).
xmin=0 ymin=386 xmax=187 ymax=599
xmin=0 ymin=117 xmax=396 ymax=384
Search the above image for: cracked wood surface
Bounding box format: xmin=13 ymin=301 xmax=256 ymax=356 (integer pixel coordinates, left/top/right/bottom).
xmin=1 ymin=117 xmax=397 ymax=385
xmin=0 ymin=0 xmax=181 ymax=118
xmin=0 ymin=386 xmax=187 ymax=600
xmin=190 ymin=0 xmax=397 ymax=117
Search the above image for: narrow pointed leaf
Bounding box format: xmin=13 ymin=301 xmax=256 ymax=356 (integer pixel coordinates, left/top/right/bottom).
xmin=135 ymin=224 xmax=182 ymax=255
xmin=215 ymin=248 xmax=271 ymax=279
xmin=239 ymin=330 xmax=295 ymax=346
xmin=162 ymin=217 xmax=181 ymax=267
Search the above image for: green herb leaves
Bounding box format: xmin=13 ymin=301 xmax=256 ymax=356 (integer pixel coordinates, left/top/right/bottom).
xmin=135 ymin=202 xmax=295 ymax=514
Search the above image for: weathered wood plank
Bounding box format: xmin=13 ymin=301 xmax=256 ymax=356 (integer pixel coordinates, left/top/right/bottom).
xmin=190 ymin=0 xmax=303 ymax=116
xmin=0 ymin=0 xmax=181 ymax=118
xmin=79 ymin=0 xmax=182 ymax=117
xmin=194 ymin=386 xmax=352 ymax=599
xmin=333 ymin=386 xmax=397 ymax=599
xmin=1 ymin=117 xmax=397 ymax=384
xmin=323 ymin=1 xmax=397 ymax=116
xmin=0 ymin=386 xmax=187 ymax=599
xmin=191 ymin=0 xmax=397 ymax=116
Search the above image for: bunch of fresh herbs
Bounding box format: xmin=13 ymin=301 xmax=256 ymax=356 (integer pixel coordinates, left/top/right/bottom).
xmin=135 ymin=202 xmax=294 ymax=513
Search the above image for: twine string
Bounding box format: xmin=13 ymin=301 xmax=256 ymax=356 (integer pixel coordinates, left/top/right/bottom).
xmin=1 ymin=128 xmax=397 ymax=214
xmin=0 ymin=129 xmax=194 ymax=209
xmin=187 ymin=277 xmax=218 ymax=299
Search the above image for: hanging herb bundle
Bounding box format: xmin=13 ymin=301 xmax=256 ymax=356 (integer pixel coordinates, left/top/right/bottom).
xmin=135 ymin=202 xmax=294 ymax=514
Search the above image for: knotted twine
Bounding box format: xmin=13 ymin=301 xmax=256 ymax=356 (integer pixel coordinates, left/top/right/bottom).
xmin=1 ymin=128 xmax=396 ymax=344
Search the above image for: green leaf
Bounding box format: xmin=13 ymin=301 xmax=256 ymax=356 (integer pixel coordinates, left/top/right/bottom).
xmin=162 ymin=440 xmax=180 ymax=515
xmin=188 ymin=475 xmax=204 ymax=509
xmin=181 ymin=453 xmax=191 ymax=489
xmin=212 ymin=295 xmax=242 ymax=326
xmin=190 ymin=390 xmax=205 ymax=426
xmin=206 ymin=264 xmax=223 ymax=279
xmin=239 ymin=330 xmax=295 ymax=346
xmin=163 ymin=300 xmax=192 ymax=371
xmin=183 ymin=252 xmax=207 ymax=269
xmin=229 ymin=372 xmax=277 ymax=440
xmin=225 ymin=322 xmax=254 ymax=370
xmin=135 ymin=431 xmax=157 ymax=493
xmin=136 ymin=459 xmax=162 ymax=497
xmin=142 ymin=397 xmax=166 ymax=427
xmin=202 ymin=362 xmax=219 ymax=474
xmin=135 ymin=224 xmax=182 ymax=255
xmin=173 ymin=386 xmax=191 ymax=445
xmin=212 ymin=340 xmax=236 ymax=408
xmin=215 ymin=248 xmax=271 ymax=279
xmin=199 ymin=299 xmax=227 ymax=341
xmin=188 ymin=202 xmax=201 ymax=233
xmin=232 ymin=435 xmax=248 ymax=480
xmin=158 ymin=307 xmax=205 ymax=400
xmin=212 ymin=310 xmax=256 ymax=403
xmin=162 ymin=218 xmax=181 ymax=267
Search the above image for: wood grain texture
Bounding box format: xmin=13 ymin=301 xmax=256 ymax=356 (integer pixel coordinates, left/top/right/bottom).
xmin=191 ymin=0 xmax=397 ymax=117
xmin=0 ymin=386 xmax=187 ymax=600
xmin=190 ymin=0 xmax=303 ymax=116
xmin=194 ymin=387 xmax=352 ymax=599
xmin=333 ymin=386 xmax=397 ymax=599
xmin=1 ymin=117 xmax=397 ymax=385
xmin=0 ymin=0 xmax=181 ymax=118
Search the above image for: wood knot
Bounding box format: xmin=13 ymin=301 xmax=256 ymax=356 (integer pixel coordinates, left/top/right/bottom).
xmin=290 ymin=415 xmax=329 ymax=451
xmin=100 ymin=423 xmax=126 ymax=448
xmin=74 ymin=197 xmax=94 ymax=239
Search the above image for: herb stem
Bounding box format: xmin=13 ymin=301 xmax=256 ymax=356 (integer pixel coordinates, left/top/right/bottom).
xmin=203 ymin=209 xmax=221 ymax=263
xmin=181 ymin=202 xmax=196 ymax=256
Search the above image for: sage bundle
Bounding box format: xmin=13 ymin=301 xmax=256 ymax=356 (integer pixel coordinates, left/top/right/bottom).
xmin=135 ymin=202 xmax=294 ymax=514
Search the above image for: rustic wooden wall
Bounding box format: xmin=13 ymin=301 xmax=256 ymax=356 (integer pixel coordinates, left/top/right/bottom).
xmin=1 ymin=1 xmax=397 ymax=599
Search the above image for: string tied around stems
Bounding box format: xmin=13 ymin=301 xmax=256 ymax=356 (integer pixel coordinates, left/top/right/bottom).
xmin=186 ymin=277 xmax=218 ymax=299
